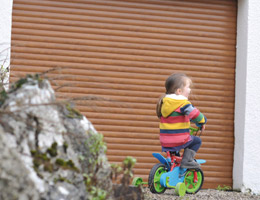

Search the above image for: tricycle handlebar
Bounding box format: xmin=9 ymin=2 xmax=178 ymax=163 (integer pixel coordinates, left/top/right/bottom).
xmin=189 ymin=127 xmax=200 ymax=136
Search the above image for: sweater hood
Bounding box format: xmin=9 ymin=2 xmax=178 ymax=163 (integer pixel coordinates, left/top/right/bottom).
xmin=161 ymin=94 xmax=188 ymax=117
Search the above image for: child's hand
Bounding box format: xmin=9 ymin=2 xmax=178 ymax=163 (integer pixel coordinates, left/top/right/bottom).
xmin=201 ymin=124 xmax=206 ymax=131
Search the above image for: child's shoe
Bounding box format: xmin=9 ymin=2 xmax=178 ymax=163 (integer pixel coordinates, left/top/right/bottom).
xmin=180 ymin=148 xmax=200 ymax=169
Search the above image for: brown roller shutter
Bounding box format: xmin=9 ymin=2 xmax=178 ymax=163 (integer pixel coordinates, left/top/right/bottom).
xmin=10 ymin=0 xmax=237 ymax=188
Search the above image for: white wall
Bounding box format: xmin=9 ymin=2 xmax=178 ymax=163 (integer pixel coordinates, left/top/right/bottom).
xmin=0 ymin=0 xmax=13 ymax=89
xmin=234 ymin=0 xmax=260 ymax=194
xmin=233 ymin=0 xmax=247 ymax=191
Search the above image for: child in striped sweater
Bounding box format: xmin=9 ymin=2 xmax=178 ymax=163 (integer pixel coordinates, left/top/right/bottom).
xmin=156 ymin=73 xmax=207 ymax=169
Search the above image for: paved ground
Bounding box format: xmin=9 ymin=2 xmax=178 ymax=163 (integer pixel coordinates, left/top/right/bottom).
xmin=143 ymin=188 xmax=260 ymax=200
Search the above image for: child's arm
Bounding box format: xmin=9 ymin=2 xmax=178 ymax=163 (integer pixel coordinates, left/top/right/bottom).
xmin=201 ymin=124 xmax=206 ymax=131
xmin=179 ymin=103 xmax=207 ymax=129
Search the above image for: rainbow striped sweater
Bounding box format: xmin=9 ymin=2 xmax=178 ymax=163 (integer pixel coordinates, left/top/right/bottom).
xmin=160 ymin=94 xmax=207 ymax=148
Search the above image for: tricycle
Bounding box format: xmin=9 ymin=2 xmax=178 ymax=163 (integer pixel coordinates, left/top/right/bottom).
xmin=132 ymin=127 xmax=205 ymax=197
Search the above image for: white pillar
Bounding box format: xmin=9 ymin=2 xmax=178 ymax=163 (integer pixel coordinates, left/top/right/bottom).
xmin=234 ymin=0 xmax=260 ymax=194
xmin=0 ymin=0 xmax=13 ymax=89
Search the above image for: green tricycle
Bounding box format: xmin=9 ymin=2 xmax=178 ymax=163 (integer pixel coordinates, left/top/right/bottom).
xmin=132 ymin=127 xmax=205 ymax=197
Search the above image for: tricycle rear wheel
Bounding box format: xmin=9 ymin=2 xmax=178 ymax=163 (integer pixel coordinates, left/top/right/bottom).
xmin=148 ymin=163 xmax=167 ymax=194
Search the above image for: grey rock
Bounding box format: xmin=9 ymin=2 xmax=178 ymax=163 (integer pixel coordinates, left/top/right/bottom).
xmin=0 ymin=75 xmax=112 ymax=200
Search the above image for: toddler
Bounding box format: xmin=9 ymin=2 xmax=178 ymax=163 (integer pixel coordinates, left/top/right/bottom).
xmin=156 ymin=73 xmax=207 ymax=169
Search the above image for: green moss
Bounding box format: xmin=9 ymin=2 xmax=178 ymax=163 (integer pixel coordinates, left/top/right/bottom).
xmin=63 ymin=142 xmax=68 ymax=153
xmin=55 ymin=158 xmax=79 ymax=172
xmin=33 ymin=158 xmax=41 ymax=168
xmin=0 ymin=89 xmax=7 ymax=106
xmin=216 ymin=185 xmax=232 ymax=191
xmin=32 ymin=142 xmax=58 ymax=174
xmin=0 ymin=73 xmax=43 ymax=106
xmin=32 ymin=148 xmax=80 ymax=174
xmin=31 ymin=150 xmax=53 ymax=173
xmin=12 ymin=77 xmax=28 ymax=91
xmin=44 ymin=162 xmax=54 ymax=172
xmin=55 ymin=158 xmax=65 ymax=166
xmin=65 ymin=103 xmax=83 ymax=119
xmin=36 ymin=172 xmax=43 ymax=179
xmin=30 ymin=150 xmax=37 ymax=156
xmin=41 ymin=153 xmax=49 ymax=161
xmin=31 ymin=151 xmax=49 ymax=162
xmin=54 ymin=176 xmax=72 ymax=184
xmin=66 ymin=160 xmax=75 ymax=168
xmin=9 ymin=74 xmax=43 ymax=93
xmin=47 ymin=142 xmax=58 ymax=157
xmin=34 ymin=73 xmax=43 ymax=82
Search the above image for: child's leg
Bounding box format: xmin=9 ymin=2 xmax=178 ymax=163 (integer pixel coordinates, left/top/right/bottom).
xmin=186 ymin=136 xmax=201 ymax=152
xmin=180 ymin=137 xmax=202 ymax=169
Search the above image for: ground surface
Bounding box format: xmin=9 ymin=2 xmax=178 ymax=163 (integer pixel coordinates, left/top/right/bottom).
xmin=143 ymin=188 xmax=260 ymax=200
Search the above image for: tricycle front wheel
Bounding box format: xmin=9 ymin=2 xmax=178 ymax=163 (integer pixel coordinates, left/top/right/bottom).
xmin=184 ymin=168 xmax=204 ymax=194
xmin=148 ymin=163 xmax=167 ymax=194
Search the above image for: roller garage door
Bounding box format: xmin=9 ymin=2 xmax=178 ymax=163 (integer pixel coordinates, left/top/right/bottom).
xmin=10 ymin=0 xmax=237 ymax=188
